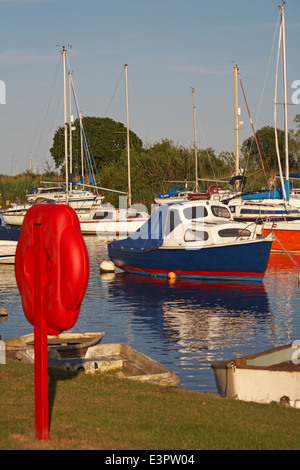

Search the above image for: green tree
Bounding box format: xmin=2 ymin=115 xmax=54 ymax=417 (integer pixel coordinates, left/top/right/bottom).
xmin=241 ymin=125 xmax=299 ymax=175
xmin=50 ymin=117 xmax=143 ymax=175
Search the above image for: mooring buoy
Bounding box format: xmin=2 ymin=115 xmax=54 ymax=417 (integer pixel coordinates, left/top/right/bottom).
xmin=100 ymin=259 xmax=116 ymax=273
xmin=0 ymin=306 xmax=8 ymax=317
xmin=168 ymin=272 xmax=176 ymax=280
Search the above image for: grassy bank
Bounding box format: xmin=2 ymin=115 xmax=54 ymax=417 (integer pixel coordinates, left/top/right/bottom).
xmin=0 ymin=360 xmax=299 ymax=450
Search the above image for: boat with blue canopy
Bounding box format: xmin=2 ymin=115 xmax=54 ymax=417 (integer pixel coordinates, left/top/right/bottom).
xmin=107 ymin=200 xmax=274 ymax=282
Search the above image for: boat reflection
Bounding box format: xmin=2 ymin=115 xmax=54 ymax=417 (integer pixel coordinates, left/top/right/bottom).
xmin=266 ymin=252 xmax=300 ymax=275
xmin=100 ymin=273 xmax=272 ymax=391
xmin=103 ymin=273 xmax=271 ymax=346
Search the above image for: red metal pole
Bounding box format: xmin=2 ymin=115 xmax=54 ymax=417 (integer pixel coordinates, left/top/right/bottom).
xmin=33 ymin=223 xmax=49 ymax=441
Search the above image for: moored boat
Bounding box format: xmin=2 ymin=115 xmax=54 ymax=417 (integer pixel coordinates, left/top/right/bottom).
xmin=262 ymin=219 xmax=300 ymax=253
xmin=0 ymin=223 xmax=21 ymax=264
xmin=211 ymin=343 xmax=300 ymax=408
xmin=224 ymin=4 xmax=300 ymax=244
xmin=26 ymin=185 xmax=103 ymax=210
xmin=154 ymin=186 xmax=191 ymax=205
xmin=107 ymin=200 xmax=274 ymax=282
xmin=79 ymin=205 xmax=149 ymax=236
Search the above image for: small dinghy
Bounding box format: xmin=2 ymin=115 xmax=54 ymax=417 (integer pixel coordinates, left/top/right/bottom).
xmin=4 ymin=333 xmax=179 ymax=387
xmin=211 ymin=343 xmax=300 ymax=408
xmin=5 ymin=332 xmax=106 ymax=360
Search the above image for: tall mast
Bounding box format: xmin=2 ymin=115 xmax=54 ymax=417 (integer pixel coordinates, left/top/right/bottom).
xmin=234 ymin=65 xmax=241 ymax=179
xmin=68 ymin=69 xmax=73 ymax=194
xmin=281 ymin=4 xmax=289 ymax=200
xmin=192 ymin=88 xmax=198 ymax=192
xmin=125 ymin=64 xmax=131 ymax=207
xmin=62 ymin=46 xmax=69 ymax=204
xmin=79 ymin=111 xmax=84 ymax=180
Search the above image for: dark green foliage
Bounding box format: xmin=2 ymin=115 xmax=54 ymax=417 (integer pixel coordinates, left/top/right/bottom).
xmin=50 ymin=117 xmax=143 ymax=174
xmin=4 ymin=115 xmax=300 ymax=208
xmin=241 ymin=125 xmax=300 ymax=175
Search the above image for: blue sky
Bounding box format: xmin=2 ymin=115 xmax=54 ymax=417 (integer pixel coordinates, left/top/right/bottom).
xmin=1 ymin=0 xmax=300 ymax=175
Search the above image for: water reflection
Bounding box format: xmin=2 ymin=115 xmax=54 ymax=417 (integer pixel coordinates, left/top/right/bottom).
xmin=104 ymin=274 xmax=270 ymax=339
xmin=96 ymin=273 xmax=273 ymax=391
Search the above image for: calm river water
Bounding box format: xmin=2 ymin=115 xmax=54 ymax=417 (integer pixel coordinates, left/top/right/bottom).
xmin=1 ymin=235 xmax=300 ymax=394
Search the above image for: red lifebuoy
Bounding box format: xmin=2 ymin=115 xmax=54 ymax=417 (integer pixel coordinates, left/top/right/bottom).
xmin=15 ymin=204 xmax=89 ymax=335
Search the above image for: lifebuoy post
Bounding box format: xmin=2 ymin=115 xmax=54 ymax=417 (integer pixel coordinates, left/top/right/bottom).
xmin=33 ymin=223 xmax=49 ymax=440
xmin=15 ymin=205 xmax=89 ymax=441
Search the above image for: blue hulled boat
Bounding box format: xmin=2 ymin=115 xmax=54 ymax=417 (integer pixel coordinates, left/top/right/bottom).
xmin=0 ymin=222 xmax=21 ymax=264
xmin=108 ymin=201 xmax=273 ymax=282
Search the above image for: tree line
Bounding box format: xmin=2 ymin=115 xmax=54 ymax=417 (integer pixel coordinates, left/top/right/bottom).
xmin=49 ymin=115 xmax=300 ymax=207
xmin=1 ymin=115 xmax=300 ymax=209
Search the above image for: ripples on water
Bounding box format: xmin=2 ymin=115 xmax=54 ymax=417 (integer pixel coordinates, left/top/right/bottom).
xmin=1 ymin=236 xmax=300 ymax=394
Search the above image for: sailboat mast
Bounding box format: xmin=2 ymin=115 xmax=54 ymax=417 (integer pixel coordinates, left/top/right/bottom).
xmin=62 ymin=46 xmax=69 ymax=204
xmin=125 ymin=64 xmax=131 ymax=207
xmin=280 ymin=4 xmax=289 ymax=200
xmin=68 ymin=69 xmax=73 ymax=194
xmin=79 ymin=111 xmax=84 ymax=180
xmin=234 ymin=65 xmax=239 ymax=177
xmin=192 ymin=88 xmax=198 ymax=192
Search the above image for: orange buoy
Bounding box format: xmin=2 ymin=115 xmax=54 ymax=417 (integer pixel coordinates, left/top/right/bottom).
xmin=168 ymin=272 xmax=176 ymax=280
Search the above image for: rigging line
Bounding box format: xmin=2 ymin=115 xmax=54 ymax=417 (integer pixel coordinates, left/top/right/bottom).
xmin=195 ymin=112 xmax=217 ymax=181
xmin=238 ymin=71 xmax=269 ymax=184
xmin=65 ymin=59 xmax=103 ymax=188
xmin=67 ymin=70 xmax=96 ymax=185
xmin=81 ymin=115 xmax=103 ymax=187
xmin=128 ymin=72 xmax=149 ymax=142
xmin=71 ymin=84 xmax=99 ymax=187
xmin=243 ymin=12 xmax=280 ymax=180
xmin=255 ymin=10 xmax=281 ymax=130
xmin=31 ymin=54 xmax=61 ymax=163
xmin=207 ymin=72 xmax=232 ymax=149
xmin=104 ymin=69 xmax=123 ymax=117
xmin=272 ymin=233 xmax=300 ymax=271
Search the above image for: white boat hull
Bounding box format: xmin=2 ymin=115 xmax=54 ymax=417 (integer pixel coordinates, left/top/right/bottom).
xmin=80 ymin=217 xmax=149 ymax=236
xmin=212 ymin=343 xmax=300 ymax=408
xmin=0 ymin=241 xmax=18 ymax=264
xmin=2 ymin=214 xmax=25 ymax=226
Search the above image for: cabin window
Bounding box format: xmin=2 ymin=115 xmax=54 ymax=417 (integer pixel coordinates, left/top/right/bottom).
xmin=183 ymin=206 xmax=208 ymax=220
xmin=93 ymin=211 xmax=113 ymax=220
xmin=211 ymin=205 xmax=231 ymax=219
xmin=165 ymin=209 xmax=181 ymax=237
xmin=218 ymin=228 xmax=251 ymax=238
xmin=127 ymin=211 xmax=141 ymax=219
xmin=184 ymin=229 xmax=209 ymax=242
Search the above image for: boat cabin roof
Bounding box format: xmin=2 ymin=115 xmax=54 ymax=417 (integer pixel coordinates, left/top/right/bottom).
xmin=110 ymin=201 xmax=255 ymax=253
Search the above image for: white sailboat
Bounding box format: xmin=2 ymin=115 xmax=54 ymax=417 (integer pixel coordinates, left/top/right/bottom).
xmin=225 ymin=5 xmax=300 ymax=232
xmin=2 ymin=47 xmax=104 ymax=227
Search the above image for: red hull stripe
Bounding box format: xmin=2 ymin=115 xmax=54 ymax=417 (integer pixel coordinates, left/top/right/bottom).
xmin=116 ymin=264 xmax=264 ymax=278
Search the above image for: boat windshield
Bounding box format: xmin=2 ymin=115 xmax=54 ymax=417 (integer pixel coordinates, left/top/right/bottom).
xmin=211 ymin=205 xmax=231 ymax=219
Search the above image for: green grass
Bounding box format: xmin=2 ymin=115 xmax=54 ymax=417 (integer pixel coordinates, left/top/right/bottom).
xmin=0 ymin=360 xmax=299 ymax=450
